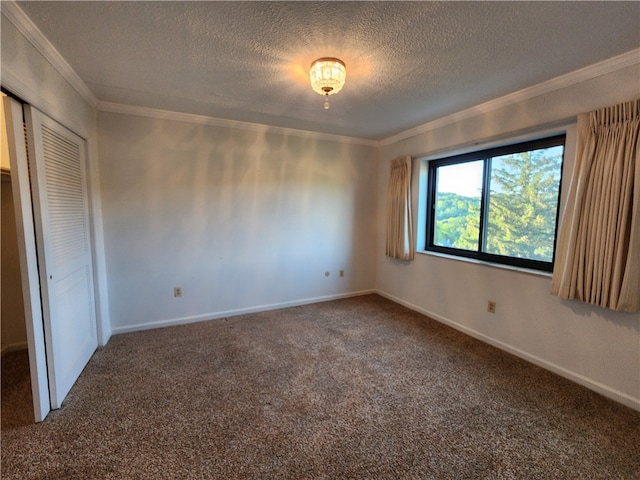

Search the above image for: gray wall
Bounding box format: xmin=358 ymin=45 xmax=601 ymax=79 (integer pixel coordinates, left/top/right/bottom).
xmin=97 ymin=112 xmax=378 ymax=332
xmin=1 ymin=175 xmax=27 ymax=353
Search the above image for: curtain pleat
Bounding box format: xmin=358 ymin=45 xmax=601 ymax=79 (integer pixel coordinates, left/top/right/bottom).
xmin=551 ymin=99 xmax=640 ymax=312
xmin=386 ymin=156 xmax=414 ymax=260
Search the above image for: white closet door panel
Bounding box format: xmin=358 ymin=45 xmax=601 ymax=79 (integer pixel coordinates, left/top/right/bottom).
xmin=54 ymin=265 xmax=95 ymax=379
xmin=24 ymin=105 xmax=97 ymax=409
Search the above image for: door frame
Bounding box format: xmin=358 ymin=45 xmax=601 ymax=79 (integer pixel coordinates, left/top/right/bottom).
xmin=3 ymin=95 xmax=50 ymax=422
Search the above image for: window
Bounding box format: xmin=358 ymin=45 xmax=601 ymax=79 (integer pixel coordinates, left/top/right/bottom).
xmin=425 ymin=135 xmax=565 ymax=272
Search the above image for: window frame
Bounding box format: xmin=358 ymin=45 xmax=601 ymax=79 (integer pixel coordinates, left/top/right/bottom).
xmin=425 ymin=134 xmax=566 ymax=272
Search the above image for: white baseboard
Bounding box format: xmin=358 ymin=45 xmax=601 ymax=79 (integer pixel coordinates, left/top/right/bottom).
xmin=376 ymin=290 xmax=640 ymax=412
xmin=1 ymin=341 xmax=28 ymax=356
xmin=111 ymin=289 xmax=376 ymax=335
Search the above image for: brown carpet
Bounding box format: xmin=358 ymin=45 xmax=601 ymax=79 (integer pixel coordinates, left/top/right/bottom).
xmin=1 ymin=295 xmax=639 ymax=479
xmin=1 ymin=349 xmax=35 ymax=430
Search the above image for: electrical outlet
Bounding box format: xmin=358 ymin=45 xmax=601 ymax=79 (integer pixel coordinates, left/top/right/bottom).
xmin=339 ymin=270 xmax=344 ymax=277
xmin=174 ymin=287 xmax=182 ymax=298
xmin=487 ymin=300 xmax=496 ymax=313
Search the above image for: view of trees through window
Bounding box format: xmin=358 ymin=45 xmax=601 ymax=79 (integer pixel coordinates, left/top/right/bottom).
xmin=428 ymin=135 xmax=565 ymax=271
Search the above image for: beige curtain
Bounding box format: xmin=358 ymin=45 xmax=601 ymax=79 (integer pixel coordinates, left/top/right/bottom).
xmin=551 ymin=99 xmax=640 ymax=312
xmin=386 ymin=156 xmax=414 ymax=260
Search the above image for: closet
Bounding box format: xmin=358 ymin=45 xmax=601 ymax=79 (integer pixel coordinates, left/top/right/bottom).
xmin=1 ymin=93 xmax=32 ymax=426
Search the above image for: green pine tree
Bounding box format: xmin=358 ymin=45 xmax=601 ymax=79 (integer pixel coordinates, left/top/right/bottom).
xmin=485 ymin=148 xmax=562 ymax=261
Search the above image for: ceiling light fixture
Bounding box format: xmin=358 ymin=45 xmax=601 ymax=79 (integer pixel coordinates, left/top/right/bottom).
xmin=310 ymin=57 xmax=346 ymax=110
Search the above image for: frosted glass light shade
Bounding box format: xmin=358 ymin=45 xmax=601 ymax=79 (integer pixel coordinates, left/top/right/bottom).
xmin=310 ymin=58 xmax=346 ymax=96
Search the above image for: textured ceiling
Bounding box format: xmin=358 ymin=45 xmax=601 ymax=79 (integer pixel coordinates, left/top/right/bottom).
xmin=14 ymin=1 xmax=640 ymax=140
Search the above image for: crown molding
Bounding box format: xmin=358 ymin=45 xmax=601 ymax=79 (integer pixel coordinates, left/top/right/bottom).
xmin=4 ymin=0 xmax=637 ymax=149
xmin=1 ymin=1 xmax=98 ymax=108
xmin=97 ymin=102 xmax=379 ymax=147
xmin=379 ymin=48 xmax=640 ymax=147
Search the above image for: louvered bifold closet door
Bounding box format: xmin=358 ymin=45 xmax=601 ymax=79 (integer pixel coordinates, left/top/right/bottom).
xmin=24 ymin=106 xmax=97 ymax=409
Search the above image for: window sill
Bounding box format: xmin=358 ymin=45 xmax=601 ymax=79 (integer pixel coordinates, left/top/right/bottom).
xmin=415 ymin=249 xmax=553 ymax=279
